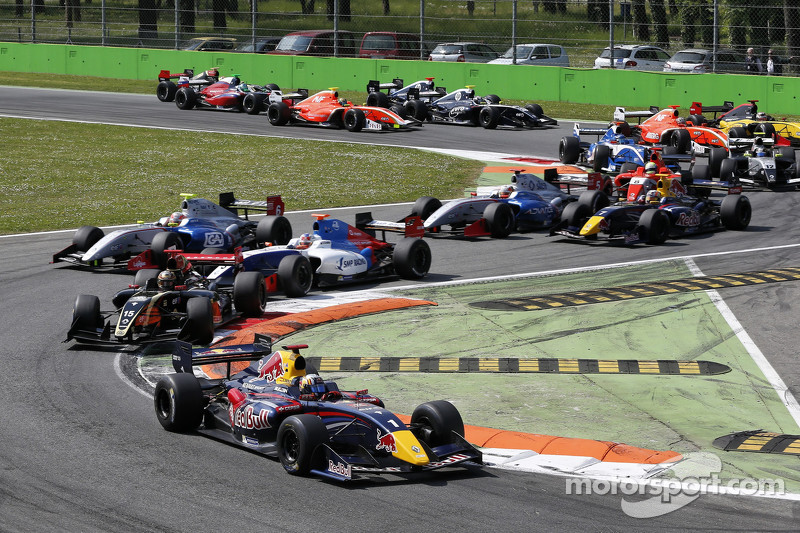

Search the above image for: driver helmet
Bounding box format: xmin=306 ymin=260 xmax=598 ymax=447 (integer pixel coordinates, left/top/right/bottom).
xmin=497 ymin=185 xmax=514 ymax=198
xmin=339 ymin=98 xmax=348 ymax=106
xmin=157 ymin=270 xmax=177 ymax=291
xmin=296 ymin=233 xmax=313 ymax=250
xmin=240 ymin=83 xmax=249 ymax=92
xmin=676 ymin=117 xmax=687 ymax=126
xmin=644 ymin=162 xmax=658 ymax=175
xmin=756 ymin=112 xmax=768 ymax=121
xmin=646 ymin=190 xmax=661 ymax=204
xmin=168 ymin=212 xmax=186 ymax=227
xmin=299 ymin=374 xmax=326 ymax=397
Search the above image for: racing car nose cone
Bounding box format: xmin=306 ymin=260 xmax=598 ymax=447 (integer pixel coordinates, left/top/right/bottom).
xmin=390 ymin=430 xmax=430 ymax=466
xmin=580 ymin=216 xmax=606 ymax=236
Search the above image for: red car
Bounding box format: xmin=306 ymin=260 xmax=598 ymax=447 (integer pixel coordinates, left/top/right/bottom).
xmin=266 ymin=88 xmax=421 ymax=132
xmin=614 ymin=105 xmax=728 ymax=154
xmin=172 ymin=73 xmax=279 ymax=112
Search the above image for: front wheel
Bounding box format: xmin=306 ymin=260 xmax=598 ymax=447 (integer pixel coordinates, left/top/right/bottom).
xmin=479 ymin=106 xmax=500 ymax=129
xmin=411 ymin=400 xmax=464 ymax=447
xmin=344 ymin=108 xmax=366 ymax=132
xmin=233 ymin=271 xmax=267 ymax=317
xmin=73 ymin=225 xmax=104 ymax=252
xmin=638 ymin=209 xmax=670 ymax=245
xmin=593 ymin=144 xmax=611 ymax=172
xmin=393 ymin=238 xmax=432 ymax=279
xmin=267 ymin=102 xmax=290 ymax=126
xmin=150 ymin=231 xmax=183 ymax=269
xmin=73 ymin=294 xmax=101 ymax=330
xmin=278 ymin=254 xmax=314 ymax=297
xmin=153 ymin=373 xmax=203 ymax=432
xmin=277 ymin=415 xmax=329 ymax=475
xmin=411 ymin=196 xmax=441 ymax=220
xmin=560 ymin=201 xmax=592 ymax=229
xmin=559 ymin=136 xmax=580 ymax=164
xmin=404 ymin=99 xmax=428 ymax=121
xmin=669 ymin=128 xmax=691 ymax=153
xmin=180 ymin=297 xmax=214 ymax=345
xmin=483 ymin=202 xmax=516 ymax=238
xmin=174 ymin=87 xmax=197 ymax=110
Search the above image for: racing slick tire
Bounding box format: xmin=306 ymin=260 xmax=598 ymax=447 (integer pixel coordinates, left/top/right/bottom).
xmin=728 ymin=126 xmax=747 ymax=139
xmin=720 ymin=194 xmax=752 ymax=230
xmin=404 ymin=99 xmax=428 ymax=121
xmin=484 ymin=94 xmax=501 ymax=104
xmin=691 ymin=163 xmax=711 ymax=180
xmin=483 ymin=202 xmax=516 ymax=238
xmin=174 ymin=87 xmax=197 ymax=110
xmin=593 ymin=145 xmax=611 ymax=172
xmin=662 ymin=146 xmax=678 ymax=156
xmin=560 ymin=201 xmax=592 ymax=229
xmin=278 ymin=254 xmax=314 ymax=297
xmin=73 ymin=225 xmax=104 ymax=252
xmin=150 ymin=231 xmax=183 ymax=269
xmin=559 ymin=136 xmax=581 ymax=164
xmin=614 ymin=121 xmax=632 ymax=136
xmin=366 ymin=91 xmax=390 ymax=108
xmin=133 ymin=268 xmax=160 ymax=288
xmin=344 ymin=108 xmax=366 ymax=132
xmin=411 ymin=196 xmax=442 ymax=220
xmin=180 ymin=296 xmax=214 ymax=345
xmin=795 ymin=151 xmax=800 ymax=180
xmin=73 ymin=294 xmax=102 ymax=330
xmin=277 ymin=414 xmax=329 ymax=476
xmin=776 ymin=146 xmax=794 ymax=165
xmin=242 ymin=93 xmax=266 ymax=115
xmin=669 ymin=128 xmax=691 ymax=153
xmin=156 ymin=80 xmax=177 ymax=102
xmin=754 ymin=122 xmax=777 ymax=140
xmin=255 ymin=215 xmax=292 ymax=245
xmin=578 ymin=189 xmax=610 ymax=212
xmin=411 ymin=400 xmax=465 ymax=447
xmin=688 ymin=114 xmax=707 ymax=126
xmin=195 ymin=248 xmax=226 ymax=276
xmin=708 ymin=147 xmax=728 ymax=177
xmin=619 ymin=162 xmax=639 ymax=174
xmin=479 ymin=106 xmax=501 ymax=129
xmin=267 ymin=102 xmax=290 ymax=126
xmin=525 ymin=103 xmax=544 ymax=116
xmin=718 ymin=158 xmax=738 ymax=182
xmin=154 ymin=373 xmax=203 ymax=432
xmin=233 ymin=271 xmax=267 ymax=317
xmin=638 ymin=209 xmax=670 ymax=245
xmin=265 ymin=83 xmax=280 ymax=91
xmin=390 ymin=104 xmax=407 ymax=118
xmin=392 ymin=238 xmax=432 ymax=279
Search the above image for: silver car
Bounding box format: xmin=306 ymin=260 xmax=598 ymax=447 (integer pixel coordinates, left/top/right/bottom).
xmin=488 ymin=44 xmax=570 ymax=66
xmin=663 ymin=48 xmax=747 ymax=74
xmin=593 ymin=44 xmax=670 ymax=71
xmin=428 ymin=42 xmax=499 ymax=63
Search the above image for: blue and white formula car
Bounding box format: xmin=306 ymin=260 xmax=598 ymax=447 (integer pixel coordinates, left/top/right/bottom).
xmin=53 ymin=192 xmax=289 ymax=269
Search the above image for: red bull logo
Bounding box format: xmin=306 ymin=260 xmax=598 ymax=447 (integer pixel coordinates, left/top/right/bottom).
xmin=375 ymin=429 xmax=397 ymax=453
xmin=258 ymin=352 xmax=285 ymax=382
xmin=328 ymin=460 xmax=352 ymax=479
xmin=232 ymin=404 xmax=271 ymax=430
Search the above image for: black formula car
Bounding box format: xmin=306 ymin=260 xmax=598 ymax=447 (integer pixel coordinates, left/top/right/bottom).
xmin=154 ymin=337 xmax=482 ymax=481
xmin=418 ymin=87 xmax=557 ymax=129
xmin=365 ymin=77 xmax=447 ymax=120
xmin=67 ymin=264 xmax=267 ymax=345
xmin=707 ymin=137 xmax=800 ymax=190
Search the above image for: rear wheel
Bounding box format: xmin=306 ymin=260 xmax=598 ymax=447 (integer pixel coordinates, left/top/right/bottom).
xmin=156 ymin=80 xmax=177 ymax=102
xmin=691 ymin=164 xmax=711 ymax=180
xmin=73 ymin=225 xmax=104 ymax=252
xmin=174 ymin=87 xmax=196 ymax=110
xmin=619 ymin=162 xmax=638 ymax=174
xmin=479 ymin=106 xmax=501 ymax=129
xmin=708 ymin=147 xmax=728 ymax=177
xmin=366 ymin=91 xmax=390 ymax=108
xmin=404 ymin=99 xmax=428 ymax=121
xmin=255 ymin=216 xmax=292 ymax=245
xmin=754 ymin=122 xmax=777 ymax=140
xmin=483 ymin=202 xmax=516 ymax=238
xmin=233 ymin=271 xmax=267 ymax=316
xmin=718 ymin=158 xmax=738 ymax=182
xmin=411 ymin=400 xmax=464 ymax=447
xmin=559 ymin=136 xmax=580 ymax=164
xmin=150 ymin=231 xmax=183 ymax=269
xmin=133 ymin=268 xmax=160 ymax=287
xmin=277 ymin=415 xmax=329 ymax=475
xmin=181 ymin=297 xmax=214 ymax=345
xmin=560 ymin=201 xmax=592 ymax=229
xmin=578 ymin=189 xmax=609 ymax=212
xmin=484 ymin=94 xmax=501 ymax=104
xmin=278 ymin=254 xmax=314 ymax=297
xmin=411 ymin=196 xmax=442 ymax=220
xmin=720 ymin=195 xmax=751 ymax=230
xmin=344 ymin=108 xmax=366 ymax=132
xmin=267 ymin=102 xmax=290 ymax=126
xmin=153 ymin=373 xmax=203 ymax=432
xmin=688 ymin=114 xmax=707 ymax=126
xmin=393 ymin=238 xmax=432 ymax=279
xmin=639 ymin=209 xmax=670 ymax=244
xmin=728 ymin=126 xmax=747 ymax=139
xmin=73 ymin=294 xmax=101 ymax=330
xmin=593 ymin=144 xmax=611 ymax=172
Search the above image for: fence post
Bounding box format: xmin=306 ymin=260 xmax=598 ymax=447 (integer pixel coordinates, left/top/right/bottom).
xmin=609 ymin=0 xmax=614 ymax=68
xmin=712 ymin=0 xmax=718 ymax=73
xmin=101 ymin=0 xmax=107 ymax=46
xmin=251 ymin=0 xmax=257 ymax=52
xmin=30 ymin=0 xmax=35 ymax=43
xmin=174 ymin=1 xmax=178 ymax=49
xmin=419 ymin=0 xmax=425 ymax=60
xmin=511 ymin=0 xmax=517 ymax=64
xmin=333 ymin=0 xmax=339 ymax=56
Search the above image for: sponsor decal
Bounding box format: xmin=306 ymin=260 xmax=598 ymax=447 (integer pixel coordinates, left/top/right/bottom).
xmin=204 ymin=232 xmax=225 ymax=247
xmin=376 ymin=429 xmax=397 ymax=453
xmin=328 ymin=460 xmax=352 ymax=479
xmin=231 ymin=403 xmax=271 ymax=430
xmin=331 ymin=220 xmax=340 ymax=231
xmin=258 ymin=352 xmax=285 ymax=382
xmin=275 ymin=403 xmax=302 ymax=413
xmin=426 ymin=453 xmax=471 ymax=468
xmin=646 ymin=132 xmax=660 ymax=140
xmin=412 ymin=445 xmax=420 ymax=453
xmin=242 ymin=382 xmax=268 ymax=392
xmin=336 ymin=256 xmax=367 ymax=271
xmin=129 ymin=258 xmax=147 ymax=269
xmin=676 ymin=211 xmax=701 ymax=227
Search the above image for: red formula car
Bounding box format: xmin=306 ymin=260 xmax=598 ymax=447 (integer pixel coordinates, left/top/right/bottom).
xmin=614 ymin=105 xmax=728 ymax=155
xmin=266 ymin=88 xmax=421 ymax=132
xmin=172 ymin=74 xmax=280 ymax=112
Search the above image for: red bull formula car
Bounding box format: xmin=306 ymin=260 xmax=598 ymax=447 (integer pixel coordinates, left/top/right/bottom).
xmin=154 ymin=337 xmax=482 ymax=480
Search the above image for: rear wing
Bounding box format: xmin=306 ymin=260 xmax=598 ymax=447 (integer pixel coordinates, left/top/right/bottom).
xmin=127 ymin=247 xmax=244 ymax=272
xmin=158 ymin=69 xmax=193 ymax=81
xmin=728 ymin=137 xmax=775 ymax=150
xmin=689 ymin=101 xmax=734 ymax=117
xmin=219 ymin=192 xmax=284 ymax=218
xmin=355 ymin=213 xmax=425 ymax=239
xmin=573 ymin=123 xmax=610 ymax=137
xmin=172 ymin=333 xmax=273 ymax=374
xmin=613 ymin=106 xmax=659 ymax=123
xmin=366 ymin=78 xmax=404 ymax=93
xmin=408 ymin=86 xmax=446 ymax=101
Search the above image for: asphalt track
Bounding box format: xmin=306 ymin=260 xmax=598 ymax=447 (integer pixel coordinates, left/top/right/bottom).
xmin=1 ymin=87 xmax=799 ymax=531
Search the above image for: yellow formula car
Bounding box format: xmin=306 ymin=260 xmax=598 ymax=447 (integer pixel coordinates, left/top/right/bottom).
xmin=689 ymin=100 xmax=800 ymax=146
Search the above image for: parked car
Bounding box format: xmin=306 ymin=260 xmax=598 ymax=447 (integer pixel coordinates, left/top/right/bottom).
xmin=593 ymin=44 xmax=670 ymax=71
xmin=179 ymin=37 xmax=238 ymax=52
xmin=235 ymin=37 xmax=281 ymax=53
xmin=428 ymin=42 xmax=499 ymax=63
xmin=269 ymin=30 xmax=358 ymax=57
xmin=359 ymin=31 xmax=424 ymax=60
xmin=663 ymin=48 xmax=747 ymax=74
xmin=488 ymin=43 xmax=570 ymax=66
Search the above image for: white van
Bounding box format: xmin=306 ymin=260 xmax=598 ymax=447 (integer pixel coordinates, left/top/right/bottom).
xmin=488 ymin=44 xmax=569 ymax=66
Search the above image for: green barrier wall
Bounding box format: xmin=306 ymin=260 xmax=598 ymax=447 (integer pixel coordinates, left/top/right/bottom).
xmin=2 ymin=42 xmax=799 ymax=115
